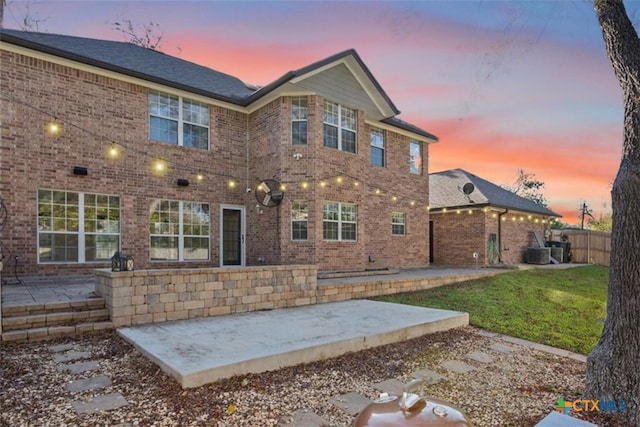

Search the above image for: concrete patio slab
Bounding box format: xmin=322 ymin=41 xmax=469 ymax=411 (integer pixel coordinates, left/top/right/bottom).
xmin=535 ymin=411 xmax=597 ymax=427
xmin=117 ymin=300 xmax=468 ymax=388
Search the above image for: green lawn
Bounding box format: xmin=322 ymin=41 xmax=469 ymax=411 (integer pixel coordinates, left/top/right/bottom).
xmin=375 ymin=266 xmax=608 ymax=355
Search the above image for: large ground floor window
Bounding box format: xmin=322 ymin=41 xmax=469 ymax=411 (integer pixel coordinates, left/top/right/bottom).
xmin=323 ymin=202 xmax=357 ymax=241
xmin=38 ymin=189 xmax=120 ymax=263
xmin=149 ymin=200 xmax=210 ymax=261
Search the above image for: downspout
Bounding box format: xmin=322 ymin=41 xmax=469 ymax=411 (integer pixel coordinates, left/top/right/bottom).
xmin=497 ymin=208 xmax=509 ymax=263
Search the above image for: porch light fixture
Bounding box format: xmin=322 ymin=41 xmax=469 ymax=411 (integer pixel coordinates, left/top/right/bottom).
xmin=73 ymin=166 xmax=88 ymax=176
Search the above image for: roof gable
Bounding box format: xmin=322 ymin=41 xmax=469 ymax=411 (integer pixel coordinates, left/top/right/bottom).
xmin=429 ymin=168 xmax=560 ymax=217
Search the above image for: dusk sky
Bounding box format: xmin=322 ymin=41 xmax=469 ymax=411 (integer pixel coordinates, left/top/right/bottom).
xmin=4 ymin=0 xmax=637 ymax=225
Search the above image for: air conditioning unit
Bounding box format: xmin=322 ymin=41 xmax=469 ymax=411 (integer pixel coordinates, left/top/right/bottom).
xmin=527 ymin=247 xmax=550 ymax=264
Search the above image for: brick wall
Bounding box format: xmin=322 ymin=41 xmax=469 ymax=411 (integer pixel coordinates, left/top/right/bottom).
xmin=1 ymin=50 xmax=432 ymax=276
xmin=431 ymin=209 xmax=551 ymax=266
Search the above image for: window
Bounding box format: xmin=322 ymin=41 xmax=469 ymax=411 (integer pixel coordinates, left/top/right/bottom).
xmin=149 ymin=200 xmax=210 ymax=261
xmin=410 ymin=141 xmax=423 ymax=175
xmin=370 ymin=128 xmax=385 ymax=167
xmin=323 ymin=202 xmax=357 ymax=241
xmin=323 ymin=101 xmax=356 ymax=153
xmin=291 ymin=201 xmax=308 ymax=240
xmin=392 ymin=212 xmax=406 ymax=236
xmin=149 ymin=91 xmax=210 ymax=150
xmin=291 ymin=97 xmax=308 ymax=145
xmin=38 ymin=190 xmax=120 ymax=263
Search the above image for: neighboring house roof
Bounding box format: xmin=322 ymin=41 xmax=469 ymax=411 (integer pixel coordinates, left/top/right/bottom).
xmin=0 ymin=29 xmax=437 ymax=141
xmin=429 ymin=168 xmax=561 ymax=217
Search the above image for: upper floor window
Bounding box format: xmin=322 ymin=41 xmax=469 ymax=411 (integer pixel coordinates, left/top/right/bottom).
xmin=291 ymin=200 xmax=308 ymax=240
xmin=370 ymin=128 xmax=385 ymax=167
xmin=149 ymin=200 xmax=210 ymax=261
xmin=38 ymin=190 xmax=120 ymax=263
xmin=149 ymin=91 xmax=210 ymax=150
xmin=291 ymin=97 xmax=308 ymax=145
xmin=323 ymin=202 xmax=357 ymax=241
xmin=323 ymin=101 xmax=356 ymax=153
xmin=392 ymin=212 xmax=406 ymax=236
xmin=410 ymin=141 xmax=423 ymax=175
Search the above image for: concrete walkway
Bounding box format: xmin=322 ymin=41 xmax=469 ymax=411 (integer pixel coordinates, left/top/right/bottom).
xmin=118 ymin=299 xmax=468 ymax=388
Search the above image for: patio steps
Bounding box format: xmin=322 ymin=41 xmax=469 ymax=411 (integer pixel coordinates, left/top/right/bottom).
xmin=1 ymin=297 xmax=113 ymax=343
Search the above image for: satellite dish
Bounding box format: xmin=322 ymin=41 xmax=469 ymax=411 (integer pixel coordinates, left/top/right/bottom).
xmin=255 ymin=179 xmax=284 ymax=207
xmin=462 ymin=182 xmax=475 ymax=195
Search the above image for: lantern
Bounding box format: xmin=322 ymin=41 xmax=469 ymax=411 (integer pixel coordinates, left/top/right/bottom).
xmin=123 ymin=255 xmax=134 ymax=271
xmin=111 ymin=251 xmax=122 ymax=272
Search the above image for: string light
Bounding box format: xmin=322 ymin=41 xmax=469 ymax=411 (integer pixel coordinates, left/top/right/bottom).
xmin=301 ymin=182 xmax=309 ymax=189
xmin=46 ymin=119 xmax=63 ymax=136
xmin=228 ymin=180 xmax=237 ymax=189
xmin=196 ymin=173 xmax=204 ymax=182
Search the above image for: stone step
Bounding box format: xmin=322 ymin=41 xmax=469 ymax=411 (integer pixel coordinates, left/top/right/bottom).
xmin=1 ymin=321 xmax=114 ymax=343
xmin=1 ymin=308 xmax=109 ymax=331
xmin=2 ymin=297 xmax=105 ymax=317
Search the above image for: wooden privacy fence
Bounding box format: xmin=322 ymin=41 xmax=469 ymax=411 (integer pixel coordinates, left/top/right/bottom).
xmin=552 ymin=230 xmax=611 ymax=266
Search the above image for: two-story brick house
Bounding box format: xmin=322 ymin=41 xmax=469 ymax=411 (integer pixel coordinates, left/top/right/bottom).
xmin=0 ymin=29 xmax=437 ymax=277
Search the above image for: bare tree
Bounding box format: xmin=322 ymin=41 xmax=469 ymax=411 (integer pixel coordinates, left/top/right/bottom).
xmin=501 ymin=168 xmax=548 ymax=206
xmin=112 ymin=19 xmax=163 ymax=51
xmin=584 ymin=1 xmax=640 ymax=425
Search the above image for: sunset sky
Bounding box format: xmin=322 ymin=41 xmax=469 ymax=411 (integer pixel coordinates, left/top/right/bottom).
xmin=4 ymin=0 xmax=637 ymax=225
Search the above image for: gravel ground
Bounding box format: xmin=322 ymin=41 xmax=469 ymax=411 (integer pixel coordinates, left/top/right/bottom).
xmin=0 ymin=327 xmax=627 ymax=427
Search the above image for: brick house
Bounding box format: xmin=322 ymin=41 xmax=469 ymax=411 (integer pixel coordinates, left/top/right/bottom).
xmin=0 ymin=29 xmax=437 ymax=277
xmin=429 ymin=169 xmax=561 ymax=266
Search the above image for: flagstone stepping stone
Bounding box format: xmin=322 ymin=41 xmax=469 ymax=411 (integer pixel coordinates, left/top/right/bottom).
xmin=65 ymin=375 xmax=112 ymax=393
xmin=53 ymin=351 xmax=91 ymax=363
xmin=467 ymin=351 xmax=494 ymax=364
xmin=371 ymin=378 xmax=404 ymax=395
xmin=490 ymin=342 xmax=517 ymax=354
xmin=48 ymin=343 xmax=75 ymax=353
xmin=410 ymin=369 xmax=447 ymax=385
xmin=330 ymin=391 xmax=372 ymax=416
xmin=71 ymin=392 xmax=128 ymax=415
xmin=57 ymin=360 xmax=100 ymax=374
xmin=476 ymin=330 xmax=499 ymax=338
xmin=278 ymin=409 xmax=331 ymax=426
xmin=441 ymin=360 xmax=475 ymax=374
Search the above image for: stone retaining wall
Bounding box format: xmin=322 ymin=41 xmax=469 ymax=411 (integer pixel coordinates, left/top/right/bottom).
xmin=95 ymin=265 xmax=317 ymax=327
xmin=95 ymin=266 xmax=502 ymax=328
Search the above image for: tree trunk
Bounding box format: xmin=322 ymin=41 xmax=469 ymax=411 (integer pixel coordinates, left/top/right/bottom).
xmin=585 ymin=1 xmax=640 ymax=425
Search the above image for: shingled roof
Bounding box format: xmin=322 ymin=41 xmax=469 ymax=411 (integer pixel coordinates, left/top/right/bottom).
xmin=0 ymin=29 xmax=437 ymax=140
xmin=429 ymin=169 xmax=560 ymax=217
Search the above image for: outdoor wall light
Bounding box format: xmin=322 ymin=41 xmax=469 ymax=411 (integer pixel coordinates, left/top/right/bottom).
xmin=177 ymin=178 xmax=189 ymax=187
xmin=73 ymin=166 xmax=88 ymax=176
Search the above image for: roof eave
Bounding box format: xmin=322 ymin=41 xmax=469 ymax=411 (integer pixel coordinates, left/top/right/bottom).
xmin=1 ymin=32 xmax=246 ymax=106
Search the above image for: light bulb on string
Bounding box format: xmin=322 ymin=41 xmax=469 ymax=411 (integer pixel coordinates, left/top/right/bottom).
xmin=46 ymin=118 xmax=63 ymax=136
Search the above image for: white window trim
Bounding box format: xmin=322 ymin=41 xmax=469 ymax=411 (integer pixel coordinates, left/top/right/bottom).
xmin=149 ymin=91 xmax=210 ymax=150
xmin=37 ymin=190 xmax=120 ymax=264
xmin=291 ymin=96 xmax=308 ymax=145
xmin=323 ymin=101 xmax=357 ymax=153
xmin=392 ymin=212 xmax=406 ymax=236
xmin=291 ymin=200 xmax=309 ymax=241
xmin=370 ymin=127 xmax=385 ymax=167
xmin=149 ymin=199 xmax=211 ymax=262
xmin=323 ymin=201 xmax=357 ymax=241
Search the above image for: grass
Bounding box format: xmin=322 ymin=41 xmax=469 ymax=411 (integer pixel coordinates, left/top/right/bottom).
xmin=375 ymin=266 xmax=609 ymax=355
